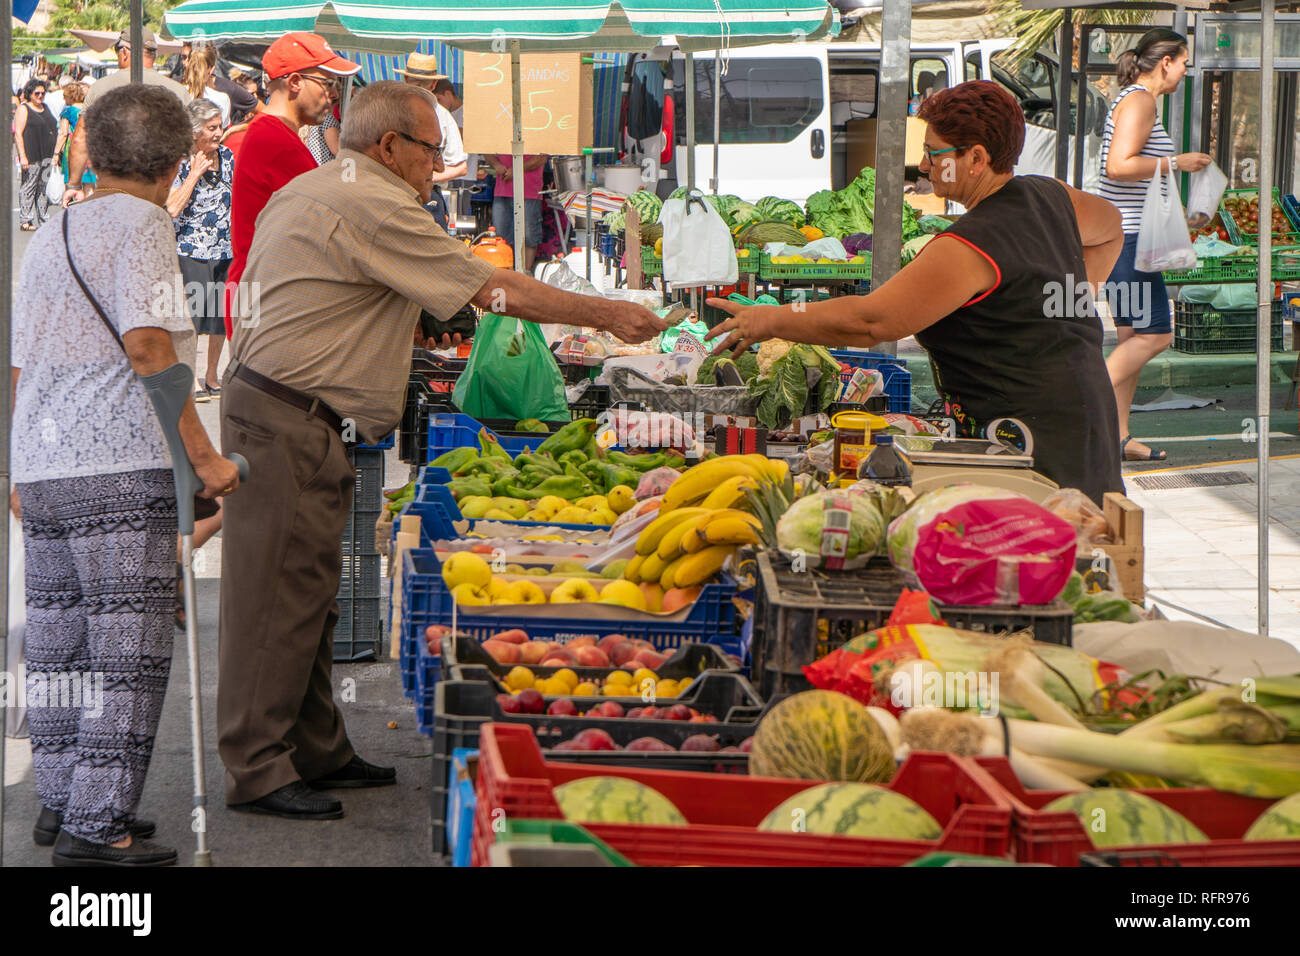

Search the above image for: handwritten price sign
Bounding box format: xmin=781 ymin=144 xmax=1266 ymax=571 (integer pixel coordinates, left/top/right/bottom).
xmin=463 ymin=52 xmax=593 ymax=156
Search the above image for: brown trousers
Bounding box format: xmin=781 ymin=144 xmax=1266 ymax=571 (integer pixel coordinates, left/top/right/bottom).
xmin=217 ymin=373 xmax=356 ymax=805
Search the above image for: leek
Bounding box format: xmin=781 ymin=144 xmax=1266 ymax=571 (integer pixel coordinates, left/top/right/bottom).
xmin=1160 ymin=702 xmax=1289 ymax=745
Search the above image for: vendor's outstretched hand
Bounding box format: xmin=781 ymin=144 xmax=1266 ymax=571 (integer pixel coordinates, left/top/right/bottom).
xmin=704 ymin=297 xmax=784 ymax=358
xmin=604 ymin=301 xmax=670 ymax=344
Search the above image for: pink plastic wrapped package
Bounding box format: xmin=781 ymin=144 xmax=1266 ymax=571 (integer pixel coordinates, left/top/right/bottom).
xmin=635 ymin=467 xmax=681 ymax=500
xmin=886 ymin=484 xmax=1077 ymax=605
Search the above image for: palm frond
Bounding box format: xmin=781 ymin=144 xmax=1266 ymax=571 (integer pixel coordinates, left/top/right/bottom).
xmin=989 ymin=0 xmax=1155 ymax=69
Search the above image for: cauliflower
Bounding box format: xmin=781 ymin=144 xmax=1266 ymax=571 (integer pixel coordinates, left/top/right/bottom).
xmin=756 ymin=339 xmax=796 ymax=376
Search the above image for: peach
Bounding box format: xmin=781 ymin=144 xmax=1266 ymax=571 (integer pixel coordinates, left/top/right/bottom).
xmin=482 ymin=640 xmax=521 ymax=664
xmin=632 ymin=649 xmax=666 ymax=670
xmin=661 ymin=586 xmax=701 ymax=614
xmin=491 ymin=629 xmax=529 ymax=645
xmin=609 ymin=642 xmax=639 ymax=667
xmin=574 ymin=646 xmax=611 ymax=667
xmin=541 ymin=650 xmax=577 ymax=667
xmin=519 ymin=641 xmax=551 ymax=665
xmin=597 ymin=634 xmax=628 ymax=654
xmin=566 ymin=635 xmax=597 ymax=649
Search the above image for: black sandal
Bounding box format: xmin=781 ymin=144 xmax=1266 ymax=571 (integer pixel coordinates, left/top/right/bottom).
xmin=1122 ymin=434 xmax=1167 ymax=462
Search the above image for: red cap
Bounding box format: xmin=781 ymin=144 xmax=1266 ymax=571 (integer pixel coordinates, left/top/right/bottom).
xmin=262 ymin=32 xmax=361 ymax=80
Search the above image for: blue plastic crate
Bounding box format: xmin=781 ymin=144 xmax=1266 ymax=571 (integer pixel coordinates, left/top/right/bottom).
xmin=829 ymin=349 xmax=911 ymax=414
xmin=414 ymin=634 xmax=440 ymax=734
xmin=400 ymin=548 xmax=740 ymax=708
xmin=426 ymin=413 xmax=549 ymax=465
xmin=1284 ymin=295 xmax=1300 ymax=324
xmin=392 ymin=483 xmax=597 ymax=550
xmin=1282 ymin=194 xmax=1300 ymax=234
xmin=357 ymin=432 xmax=396 ymax=451
xmin=447 ymin=749 xmax=478 ymax=868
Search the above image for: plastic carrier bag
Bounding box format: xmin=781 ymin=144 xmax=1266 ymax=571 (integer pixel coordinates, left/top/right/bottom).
xmin=1135 ymin=163 xmax=1198 ymax=273
xmin=452 ymin=313 xmax=568 ymax=421
xmin=659 ymin=190 xmax=737 ymax=287
xmin=1185 ymin=162 xmax=1228 ymax=230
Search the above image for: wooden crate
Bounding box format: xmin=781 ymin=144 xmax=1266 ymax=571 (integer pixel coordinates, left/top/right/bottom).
xmin=1098 ymin=492 xmax=1144 ymax=605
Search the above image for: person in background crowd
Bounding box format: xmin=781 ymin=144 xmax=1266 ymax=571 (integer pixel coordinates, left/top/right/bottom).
xmin=217 ymin=82 xmax=664 ymax=821
xmin=224 ymin=32 xmax=360 ymax=339
xmin=184 ymin=44 xmax=232 ymax=127
xmin=304 ymin=81 xmax=342 ymax=165
xmin=398 ymin=52 xmax=466 ymax=232
xmin=1098 ymin=28 xmax=1211 ymax=462
xmin=64 ymin=27 xmax=191 ymax=204
xmin=53 ymin=82 xmax=91 ymax=189
xmin=15 ymin=78 xmax=58 ymax=231
xmin=168 ymin=98 xmax=234 ymax=399
xmin=224 ymin=67 xmax=261 ymax=124
xmin=45 ymin=75 xmax=66 ymax=119
xmin=13 ymin=84 xmax=239 ymax=867
xmin=487 ymin=152 xmax=547 ymax=270
xmin=220 ymin=70 xmax=264 ymax=157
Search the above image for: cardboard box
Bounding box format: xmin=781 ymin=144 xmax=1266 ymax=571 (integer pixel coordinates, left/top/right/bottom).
xmin=1099 ymin=492 xmax=1145 ymax=605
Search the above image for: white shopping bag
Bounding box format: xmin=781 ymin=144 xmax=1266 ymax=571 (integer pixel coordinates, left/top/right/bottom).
xmin=1135 ymin=163 xmax=1198 ymax=273
xmin=44 ymin=161 xmax=65 ymax=207
xmin=5 ymin=513 xmax=28 ymax=738
xmin=659 ymin=190 xmax=738 ymax=287
xmin=1185 ymin=162 xmax=1228 ymax=230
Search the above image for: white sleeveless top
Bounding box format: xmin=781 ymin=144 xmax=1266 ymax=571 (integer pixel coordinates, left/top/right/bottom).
xmin=1099 ymin=84 xmax=1176 ymax=235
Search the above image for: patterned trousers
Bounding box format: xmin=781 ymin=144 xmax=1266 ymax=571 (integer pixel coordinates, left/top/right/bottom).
xmin=18 ymin=158 xmax=52 ymax=227
xmin=19 ymin=469 xmax=177 ymax=845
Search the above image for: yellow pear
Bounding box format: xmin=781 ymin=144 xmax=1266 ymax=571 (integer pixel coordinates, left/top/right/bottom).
xmin=442 ymin=552 xmax=491 ymax=590
xmin=598 ymin=580 xmax=648 ymax=612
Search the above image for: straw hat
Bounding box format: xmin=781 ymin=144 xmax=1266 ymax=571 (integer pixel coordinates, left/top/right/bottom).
xmin=396 ymin=52 xmax=448 ymax=81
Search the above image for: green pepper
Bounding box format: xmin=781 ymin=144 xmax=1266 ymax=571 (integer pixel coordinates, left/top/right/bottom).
xmin=513 ymin=453 xmax=562 ymax=476
xmin=558 ymin=449 xmax=588 ymax=468
xmin=531 ymin=474 xmax=595 ymax=500
xmin=490 ymin=472 xmax=524 ymax=497
xmin=536 ymin=418 xmax=599 ymax=458
xmin=582 ymin=435 xmax=603 ymax=460
xmin=446 ymin=476 xmax=493 ymax=500
xmin=519 ymin=467 xmax=551 ymax=488
xmin=478 ymin=428 xmax=512 ymax=462
xmin=383 ymin=481 xmax=415 ymax=501
xmin=595 ymin=463 xmax=641 ymax=494
xmin=606 ymin=450 xmax=668 ymax=472
xmin=514 ymin=419 xmax=550 ymax=434
xmin=429 ymin=447 xmax=478 ymax=473
xmin=500 ymin=481 xmax=546 ymax=500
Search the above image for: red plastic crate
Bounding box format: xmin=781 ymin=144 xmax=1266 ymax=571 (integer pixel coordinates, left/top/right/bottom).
xmin=974 ymin=756 xmax=1300 ymax=867
xmin=472 ymin=723 xmax=1013 ymax=867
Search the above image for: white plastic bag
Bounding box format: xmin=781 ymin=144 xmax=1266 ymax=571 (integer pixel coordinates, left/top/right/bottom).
xmin=659 ymin=191 xmax=738 ymax=286
xmin=1185 ymin=161 xmax=1228 ymax=230
xmin=1135 ymin=163 xmax=1198 ymax=273
xmin=44 ymin=161 xmax=65 ymax=206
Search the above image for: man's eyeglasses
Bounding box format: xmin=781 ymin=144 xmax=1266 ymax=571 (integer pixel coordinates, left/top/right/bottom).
xmin=298 ymin=73 xmax=340 ymax=93
xmin=921 ymin=145 xmax=967 ymax=163
xmin=391 ymin=130 xmax=444 ymax=161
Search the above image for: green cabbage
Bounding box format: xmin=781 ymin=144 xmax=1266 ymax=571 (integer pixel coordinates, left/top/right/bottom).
xmin=804 ymin=167 xmax=924 ymax=241
xmin=729 ymin=200 xmax=760 ymax=227
xmin=776 ymin=490 xmax=888 ymax=566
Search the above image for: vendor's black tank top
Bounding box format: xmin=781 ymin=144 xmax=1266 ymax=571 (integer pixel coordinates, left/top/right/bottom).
xmin=914 ymin=175 xmax=1122 ymax=505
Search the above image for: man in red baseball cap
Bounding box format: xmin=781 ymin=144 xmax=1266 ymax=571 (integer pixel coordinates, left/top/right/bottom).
xmin=224 ymin=33 xmax=360 ymax=339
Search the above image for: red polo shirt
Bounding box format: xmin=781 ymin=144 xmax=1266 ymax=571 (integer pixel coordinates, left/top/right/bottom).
xmin=225 ymin=112 xmax=317 ymax=337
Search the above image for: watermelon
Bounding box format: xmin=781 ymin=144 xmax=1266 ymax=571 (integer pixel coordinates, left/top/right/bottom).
xmin=749 ymin=690 xmax=895 ymax=783
xmin=1244 ymin=791 xmax=1300 ymax=840
xmin=624 ymin=189 xmax=662 ymax=225
xmin=553 ymin=776 xmax=687 ymax=826
xmin=759 ymin=782 xmax=942 ymax=839
xmin=755 ymin=196 xmax=806 ymax=227
xmin=1042 ymin=790 xmax=1208 ymax=847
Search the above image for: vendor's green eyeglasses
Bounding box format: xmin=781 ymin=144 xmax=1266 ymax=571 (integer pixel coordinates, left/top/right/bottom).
xmin=922 ymin=145 xmax=967 ymax=163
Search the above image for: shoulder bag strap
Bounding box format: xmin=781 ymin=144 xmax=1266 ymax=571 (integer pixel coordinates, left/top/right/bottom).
xmin=62 ymin=209 xmax=126 ymax=352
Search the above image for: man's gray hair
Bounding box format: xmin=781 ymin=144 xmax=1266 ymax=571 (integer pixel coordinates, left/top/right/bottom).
xmin=339 ymin=80 xmax=437 ymax=153
xmin=186 ymin=97 xmax=222 ymax=134
xmin=85 ymin=85 xmax=192 ymax=182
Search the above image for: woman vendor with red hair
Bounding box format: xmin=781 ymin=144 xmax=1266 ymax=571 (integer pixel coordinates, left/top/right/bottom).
xmin=707 ymin=81 xmax=1126 ymax=505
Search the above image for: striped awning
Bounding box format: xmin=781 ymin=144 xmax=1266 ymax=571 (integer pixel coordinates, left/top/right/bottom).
xmin=164 ymin=1 xmax=839 ymax=54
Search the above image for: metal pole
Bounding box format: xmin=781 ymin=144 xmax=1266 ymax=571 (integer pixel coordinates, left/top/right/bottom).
xmin=1073 ymin=24 xmax=1090 ymax=190
xmin=872 ymin=0 xmax=911 ymax=354
xmin=130 ymin=0 xmax=143 ymax=85
xmin=1257 ymin=0 xmax=1275 ymax=637
xmin=1054 ymin=11 xmax=1073 ymax=180
xmin=510 ymin=41 xmax=525 ymax=273
xmin=0 ymin=0 xmax=12 ymax=870
xmin=585 ymin=151 xmax=593 ymax=280
xmin=711 ymin=50 xmax=721 ymax=194
xmin=684 ymin=51 xmax=696 ymax=191
xmin=1168 ymin=8 xmax=1189 ymax=164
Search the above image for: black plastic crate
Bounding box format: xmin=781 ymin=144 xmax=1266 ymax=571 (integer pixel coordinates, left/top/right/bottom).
xmin=568 ymin=384 xmax=611 ymax=422
xmin=400 ymin=356 xmax=467 ymax=464
xmin=750 ymin=552 xmax=1074 ymax=700
xmin=338 ymin=553 xmax=382 ymax=600
xmin=350 ymin=446 xmax=385 ymax=506
xmin=442 ymin=634 xmax=739 ymax=685
xmin=334 ymin=596 xmax=381 ymax=661
xmin=342 ymin=507 xmax=380 ymax=556
xmin=1172 ymin=298 xmax=1284 ymax=355
xmin=429 ymin=672 xmax=761 ymax=857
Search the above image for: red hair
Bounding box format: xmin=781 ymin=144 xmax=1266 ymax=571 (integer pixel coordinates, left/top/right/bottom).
xmin=917 ymin=80 xmax=1025 ymax=174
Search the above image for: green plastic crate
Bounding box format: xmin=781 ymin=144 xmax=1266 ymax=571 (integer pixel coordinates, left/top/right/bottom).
xmin=1220 ymin=187 xmax=1300 ymax=247
xmin=1172 ymin=298 xmax=1285 ymax=354
xmin=643 ymin=245 xmax=762 ymax=280
xmin=1163 ymin=246 xmax=1300 ymax=284
xmin=759 ymin=252 xmax=872 ymax=281
xmin=496 ymin=819 xmax=635 ymax=866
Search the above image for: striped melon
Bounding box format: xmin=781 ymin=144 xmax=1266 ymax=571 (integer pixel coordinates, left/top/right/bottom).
xmin=1244 ymin=792 xmax=1300 ymax=840
xmin=759 ymin=783 xmax=942 ymax=839
xmin=749 ymin=690 xmax=895 ymax=783
xmin=1043 ymin=790 xmax=1208 ymax=847
xmin=553 ymin=776 xmax=686 ymax=826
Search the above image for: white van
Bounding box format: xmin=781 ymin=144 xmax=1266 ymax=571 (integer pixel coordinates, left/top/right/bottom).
xmin=620 ymin=40 xmax=1107 ymax=209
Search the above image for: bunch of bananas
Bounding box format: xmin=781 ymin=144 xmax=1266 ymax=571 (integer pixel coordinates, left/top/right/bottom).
xmin=658 ymin=454 xmax=789 ymax=514
xmin=625 ymin=509 xmax=762 ymax=590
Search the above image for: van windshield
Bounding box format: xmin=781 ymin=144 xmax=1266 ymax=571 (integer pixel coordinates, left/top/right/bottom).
xmin=672 ymin=56 xmax=824 ymax=145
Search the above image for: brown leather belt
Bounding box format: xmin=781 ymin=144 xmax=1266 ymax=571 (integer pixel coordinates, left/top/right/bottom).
xmin=230 ymin=362 xmax=345 ymax=435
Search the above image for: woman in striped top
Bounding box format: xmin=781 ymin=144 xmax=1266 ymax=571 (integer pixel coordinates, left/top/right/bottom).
xmin=1098 ymin=29 xmax=1211 ymax=461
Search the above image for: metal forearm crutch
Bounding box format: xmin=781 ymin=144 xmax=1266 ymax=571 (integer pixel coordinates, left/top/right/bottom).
xmin=142 ymin=363 xmax=247 ymax=867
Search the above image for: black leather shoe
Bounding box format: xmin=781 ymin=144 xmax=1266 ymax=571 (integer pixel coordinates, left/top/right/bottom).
xmin=309 ymin=755 xmax=397 ymax=790
xmin=51 ymin=830 xmax=177 ymax=867
xmin=35 ymin=807 xmax=157 ymax=847
xmin=229 ymin=780 xmax=344 ymax=820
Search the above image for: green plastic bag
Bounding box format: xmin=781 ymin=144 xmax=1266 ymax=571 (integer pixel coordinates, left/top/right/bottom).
xmin=452 ymin=313 xmax=568 ymax=421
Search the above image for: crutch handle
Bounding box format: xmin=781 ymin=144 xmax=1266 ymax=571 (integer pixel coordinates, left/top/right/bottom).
xmin=228 ymin=453 xmax=250 ymax=482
